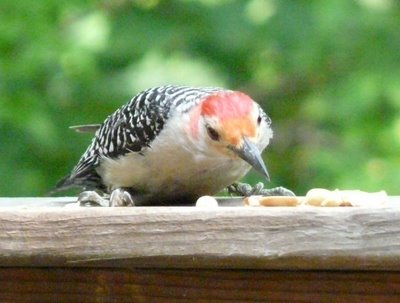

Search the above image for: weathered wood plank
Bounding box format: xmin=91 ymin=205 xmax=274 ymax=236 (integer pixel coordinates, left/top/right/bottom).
xmin=1 ymin=268 xmax=400 ymax=303
xmin=1 ymin=204 xmax=400 ymax=270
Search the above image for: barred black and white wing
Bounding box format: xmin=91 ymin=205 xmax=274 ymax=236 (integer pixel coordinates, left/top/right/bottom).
xmin=55 ymin=85 xmax=224 ymax=192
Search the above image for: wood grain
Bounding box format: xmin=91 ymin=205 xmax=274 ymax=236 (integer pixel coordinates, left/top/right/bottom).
xmin=1 ymin=268 xmax=400 ymax=303
xmin=1 ymin=198 xmax=400 ymax=302
xmin=1 ymin=204 xmax=400 ymax=269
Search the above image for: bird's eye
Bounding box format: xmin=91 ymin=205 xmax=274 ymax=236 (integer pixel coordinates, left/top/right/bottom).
xmin=206 ymin=125 xmax=220 ymax=141
xmin=257 ymin=115 xmax=262 ymax=125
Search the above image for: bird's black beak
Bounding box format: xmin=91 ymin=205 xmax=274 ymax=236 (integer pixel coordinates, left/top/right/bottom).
xmin=231 ymin=136 xmax=270 ymax=181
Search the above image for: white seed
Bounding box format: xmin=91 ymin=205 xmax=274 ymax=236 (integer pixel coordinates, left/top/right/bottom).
xmin=243 ymin=195 xmax=262 ymax=206
xmin=196 ymin=196 xmax=219 ymax=208
xmin=304 ymin=188 xmax=333 ymax=206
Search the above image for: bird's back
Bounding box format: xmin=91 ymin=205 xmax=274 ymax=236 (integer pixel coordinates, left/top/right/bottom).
xmin=56 ymin=85 xmax=228 ymax=194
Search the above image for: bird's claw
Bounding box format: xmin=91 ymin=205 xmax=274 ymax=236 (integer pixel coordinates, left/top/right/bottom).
xmin=228 ymin=182 xmax=295 ymax=197
xmin=77 ymin=191 xmax=110 ymax=207
xmin=109 ymin=188 xmax=135 ymax=207
xmin=77 ymin=188 xmax=135 ymax=207
xmin=259 ymin=186 xmax=296 ymax=197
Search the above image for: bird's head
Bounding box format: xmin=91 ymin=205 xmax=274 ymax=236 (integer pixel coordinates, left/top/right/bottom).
xmin=189 ymin=91 xmax=273 ymax=180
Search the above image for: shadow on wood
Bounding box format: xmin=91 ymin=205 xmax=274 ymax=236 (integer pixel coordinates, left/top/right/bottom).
xmin=1 ymin=268 xmax=400 ymax=303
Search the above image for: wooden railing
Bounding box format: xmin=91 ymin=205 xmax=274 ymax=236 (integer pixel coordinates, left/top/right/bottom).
xmin=1 ymin=197 xmax=400 ymax=302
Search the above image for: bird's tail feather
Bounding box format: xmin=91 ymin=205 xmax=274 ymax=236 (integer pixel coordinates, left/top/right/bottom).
xmin=48 ymin=170 xmax=105 ymax=196
xmin=46 ymin=174 xmax=78 ymax=196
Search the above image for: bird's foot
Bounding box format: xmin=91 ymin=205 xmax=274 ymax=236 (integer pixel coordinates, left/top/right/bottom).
xmin=109 ymin=188 xmax=135 ymax=207
xmin=77 ymin=188 xmax=135 ymax=207
xmin=260 ymin=186 xmax=296 ymax=196
xmin=228 ymin=182 xmax=296 ymax=197
xmin=77 ymin=191 xmax=110 ymax=207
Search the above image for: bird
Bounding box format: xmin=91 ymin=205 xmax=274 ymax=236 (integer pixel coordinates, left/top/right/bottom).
xmin=55 ymin=85 xmax=293 ymax=206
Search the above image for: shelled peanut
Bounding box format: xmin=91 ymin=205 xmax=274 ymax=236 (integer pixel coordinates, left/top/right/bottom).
xmin=243 ymin=189 xmax=388 ymax=207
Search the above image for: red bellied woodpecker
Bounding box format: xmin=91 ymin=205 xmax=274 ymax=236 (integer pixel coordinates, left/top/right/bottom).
xmin=55 ymin=85 xmax=293 ymax=206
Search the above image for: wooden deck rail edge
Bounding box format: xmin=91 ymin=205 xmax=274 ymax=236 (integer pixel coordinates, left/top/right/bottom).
xmin=0 ymin=197 xmax=399 ymax=270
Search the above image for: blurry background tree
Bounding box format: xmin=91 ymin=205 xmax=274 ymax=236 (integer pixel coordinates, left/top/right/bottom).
xmin=0 ymin=0 xmax=399 ymax=197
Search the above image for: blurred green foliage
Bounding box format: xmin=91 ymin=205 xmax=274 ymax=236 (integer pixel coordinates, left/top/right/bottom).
xmin=1 ymin=0 xmax=399 ymax=197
